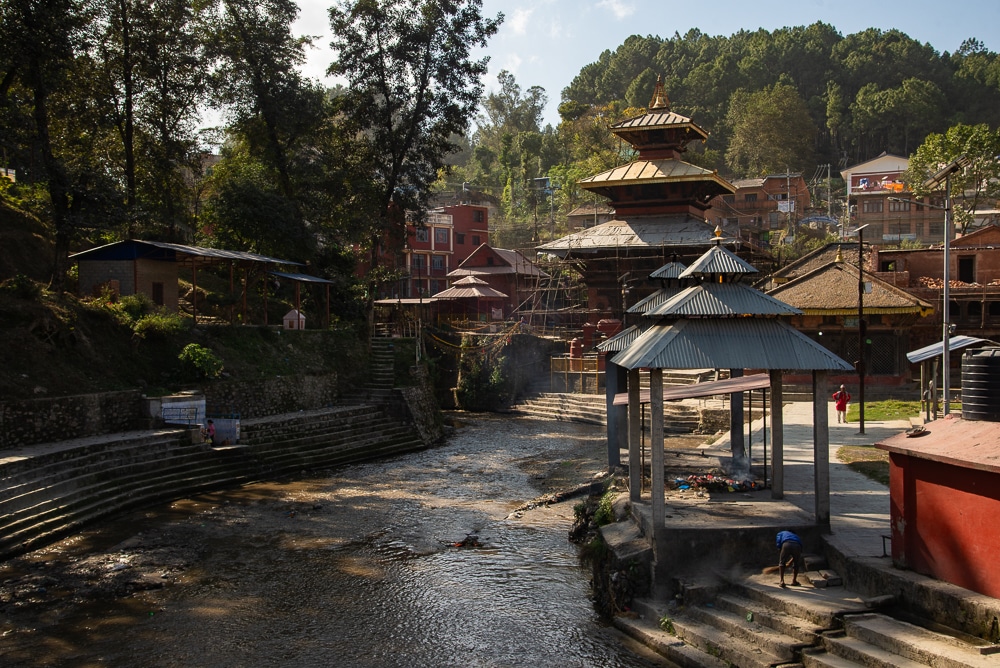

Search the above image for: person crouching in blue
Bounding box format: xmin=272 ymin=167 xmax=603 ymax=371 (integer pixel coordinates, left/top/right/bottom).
xmin=776 ymin=531 xmax=805 ymax=588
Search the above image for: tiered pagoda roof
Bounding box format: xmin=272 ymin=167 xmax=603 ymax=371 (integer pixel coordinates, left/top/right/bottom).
xmin=539 ymin=76 xmax=735 ymax=257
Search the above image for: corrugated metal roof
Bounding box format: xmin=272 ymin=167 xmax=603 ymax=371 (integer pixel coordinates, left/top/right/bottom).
xmin=649 ymin=261 xmax=686 ymax=279
xmin=432 ymin=276 xmax=508 ymax=300
xmin=70 ymin=239 xmax=301 ymax=266
xmin=612 ymin=318 xmax=853 ymax=371
xmin=596 ymin=324 xmax=646 ymax=353
xmin=610 ymin=110 xmax=705 ymax=135
xmin=451 ymin=246 xmax=549 ymax=278
xmin=627 ymin=288 xmax=683 ymax=314
xmin=679 ymin=244 xmax=758 ymax=277
xmin=537 ymin=216 xmax=718 ymax=256
xmin=644 ymin=283 xmax=802 ymax=318
xmin=269 ymin=271 xmax=335 ymax=284
xmin=612 ymin=373 xmax=772 ymax=406
xmin=579 ymin=159 xmax=726 ymax=188
xmin=877 ymin=415 xmax=1000 ymax=474
xmin=906 ymin=335 xmax=995 ymax=363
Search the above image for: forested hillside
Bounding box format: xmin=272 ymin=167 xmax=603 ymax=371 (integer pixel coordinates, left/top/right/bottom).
xmin=448 ymin=25 xmax=1000 ymax=246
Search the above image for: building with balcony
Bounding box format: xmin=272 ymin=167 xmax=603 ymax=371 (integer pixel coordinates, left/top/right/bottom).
xmin=841 ymin=152 xmax=946 ymax=245
xmin=399 ymin=203 xmax=490 ymax=298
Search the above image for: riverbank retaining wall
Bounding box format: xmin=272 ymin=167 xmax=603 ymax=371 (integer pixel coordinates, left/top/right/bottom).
xmin=0 ymin=390 xmax=148 ymax=450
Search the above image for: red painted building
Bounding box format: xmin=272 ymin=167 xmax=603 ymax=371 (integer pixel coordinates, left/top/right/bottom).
xmin=878 ymin=411 xmax=1000 ymax=599
xmin=448 ymin=244 xmax=549 ymax=316
xmin=371 ymin=203 xmax=490 ymax=299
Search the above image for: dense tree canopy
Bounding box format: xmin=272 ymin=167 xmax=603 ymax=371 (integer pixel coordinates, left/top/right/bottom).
xmin=558 ymin=25 xmax=1000 ymax=176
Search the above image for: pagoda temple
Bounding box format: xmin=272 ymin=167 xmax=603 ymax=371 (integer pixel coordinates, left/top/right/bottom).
xmin=538 ymin=77 xmax=738 ymax=318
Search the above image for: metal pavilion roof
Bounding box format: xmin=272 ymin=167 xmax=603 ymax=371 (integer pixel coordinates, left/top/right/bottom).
xmin=644 ymin=282 xmax=802 ymax=318
xmin=69 ymin=239 xmax=302 ymax=268
xmin=613 ymin=318 xmax=854 ymax=372
xmin=679 ymin=244 xmax=758 ymax=278
xmin=536 ymin=216 xmax=718 ymax=257
xmin=649 ymin=261 xmax=687 ymax=280
xmin=627 ymin=287 xmax=684 ymax=314
xmin=269 ymin=271 xmax=335 ymax=284
xmin=906 ymin=335 xmax=996 ymax=363
xmin=596 ymin=324 xmax=646 ymax=353
xmin=431 ymin=276 xmax=508 ymax=300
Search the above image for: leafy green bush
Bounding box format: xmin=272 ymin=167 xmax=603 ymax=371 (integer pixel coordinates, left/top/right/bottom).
xmin=178 ymin=343 xmax=224 ymax=379
xmin=0 ymin=273 xmax=42 ymax=300
xmin=133 ymin=311 xmax=186 ymax=339
xmin=593 ymin=489 xmax=616 ymax=526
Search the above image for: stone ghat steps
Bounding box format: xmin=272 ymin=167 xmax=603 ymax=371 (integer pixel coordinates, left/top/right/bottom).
xmin=512 ymin=393 xmax=701 ymax=432
xmin=0 ymin=405 xmax=424 ymax=560
xmin=616 ymin=575 xmax=996 ymax=668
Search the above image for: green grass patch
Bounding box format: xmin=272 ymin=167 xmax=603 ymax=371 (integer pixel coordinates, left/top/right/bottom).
xmin=837 ymin=446 xmax=890 ymax=485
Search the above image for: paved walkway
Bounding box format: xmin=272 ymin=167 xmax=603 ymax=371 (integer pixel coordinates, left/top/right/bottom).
xmin=705 ymin=401 xmax=911 ymax=560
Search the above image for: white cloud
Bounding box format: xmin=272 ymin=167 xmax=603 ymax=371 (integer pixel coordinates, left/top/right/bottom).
xmin=509 ymin=8 xmax=533 ymax=35
xmin=596 ymin=0 xmax=635 ymax=20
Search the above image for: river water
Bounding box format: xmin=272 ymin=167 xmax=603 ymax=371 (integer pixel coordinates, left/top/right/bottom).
xmin=0 ymin=414 xmax=673 ymax=667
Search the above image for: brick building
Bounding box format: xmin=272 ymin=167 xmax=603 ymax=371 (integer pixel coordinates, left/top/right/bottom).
xmin=841 ymin=152 xmax=947 ymax=245
xmin=708 ymin=173 xmax=812 ymax=245
xmin=400 ymin=203 xmax=490 ymax=298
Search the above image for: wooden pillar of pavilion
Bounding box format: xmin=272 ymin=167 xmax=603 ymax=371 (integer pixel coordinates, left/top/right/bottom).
xmin=628 ymin=368 xmax=642 ymax=502
xmin=769 ymin=369 xmax=785 ymax=499
xmin=650 ymin=368 xmax=665 ymax=536
xmin=812 ymin=370 xmax=831 ymax=527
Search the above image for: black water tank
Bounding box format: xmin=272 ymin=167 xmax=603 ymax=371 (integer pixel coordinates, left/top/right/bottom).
xmin=961 ymin=348 xmax=1000 ymax=422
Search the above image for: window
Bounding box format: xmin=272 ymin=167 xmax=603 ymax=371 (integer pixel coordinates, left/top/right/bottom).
xmin=415 ymin=228 xmax=429 ymax=242
xmin=434 ymin=228 xmax=449 ymax=244
xmin=862 ymin=199 xmax=883 ymax=213
xmin=431 ymin=255 xmax=445 ymax=270
xmin=411 ymin=254 xmax=426 ymax=269
xmin=473 ymin=209 xmax=484 ymax=223
xmin=456 ymin=233 xmax=465 ymax=245
xmin=880 ymin=260 xmax=896 ymax=272
xmin=472 ymin=235 xmax=481 ymax=246
xmin=888 ymin=199 xmax=910 ymax=212
xmin=486 ymin=257 xmax=494 ymax=266
xmin=722 ymin=195 xmax=735 ymax=204
xmin=744 ymin=193 xmax=757 ymax=203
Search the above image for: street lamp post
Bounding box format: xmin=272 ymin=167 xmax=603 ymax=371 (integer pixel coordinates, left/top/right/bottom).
xmin=921 ymin=156 xmax=970 ymax=415
xmin=856 ymin=224 xmax=870 ymax=435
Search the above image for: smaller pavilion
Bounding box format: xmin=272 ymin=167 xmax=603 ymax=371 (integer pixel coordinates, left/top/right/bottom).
xmin=602 ymin=238 xmax=852 ymax=577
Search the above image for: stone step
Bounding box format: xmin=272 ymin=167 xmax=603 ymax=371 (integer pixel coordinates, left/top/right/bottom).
xmin=713 ymin=593 xmax=825 ymax=645
xmin=728 ymin=575 xmax=873 ymax=629
xmin=801 ymin=647 xmax=868 ymax=668
xmin=820 ymin=631 xmax=928 ymax=668
xmin=612 ymin=611 xmax=732 ymax=668
xmin=686 ymin=602 xmax=810 ymax=662
xmin=670 ymin=612 xmax=794 ymax=668
xmin=842 ymin=613 xmax=999 ymax=667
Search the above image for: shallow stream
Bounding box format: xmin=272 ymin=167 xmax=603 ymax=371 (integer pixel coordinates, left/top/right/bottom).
xmin=0 ymin=414 xmax=672 ymax=667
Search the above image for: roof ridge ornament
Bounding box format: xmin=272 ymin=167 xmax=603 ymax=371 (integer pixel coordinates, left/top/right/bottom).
xmin=648 ymin=75 xmax=671 ymax=111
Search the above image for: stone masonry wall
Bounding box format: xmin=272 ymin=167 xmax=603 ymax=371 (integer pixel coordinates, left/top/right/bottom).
xmin=0 ymin=391 xmax=147 ymax=450
xmin=202 ymin=373 xmax=340 ymax=419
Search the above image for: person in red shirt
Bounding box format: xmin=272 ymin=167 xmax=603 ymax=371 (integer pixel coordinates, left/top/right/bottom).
xmin=832 ymin=385 xmax=851 ymax=423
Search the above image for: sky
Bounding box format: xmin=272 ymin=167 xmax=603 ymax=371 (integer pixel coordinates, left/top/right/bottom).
xmin=292 ymin=0 xmax=1000 ymax=128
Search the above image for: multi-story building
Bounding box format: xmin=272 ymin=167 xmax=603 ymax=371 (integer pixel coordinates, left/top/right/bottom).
xmin=841 ymin=152 xmax=945 ymax=245
xmin=708 ymin=173 xmax=812 ymax=245
xmin=401 ymin=203 xmax=490 ymax=298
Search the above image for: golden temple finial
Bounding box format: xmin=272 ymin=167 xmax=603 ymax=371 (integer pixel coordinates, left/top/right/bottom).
xmin=835 ymin=246 xmax=844 ymax=263
xmin=648 ymin=75 xmax=671 ymax=111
